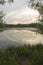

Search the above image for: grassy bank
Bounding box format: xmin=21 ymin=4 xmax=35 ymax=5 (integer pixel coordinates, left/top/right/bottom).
xmin=0 ymin=44 xmax=43 ymax=65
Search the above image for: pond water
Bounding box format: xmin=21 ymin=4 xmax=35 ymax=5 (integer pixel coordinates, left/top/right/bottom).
xmin=0 ymin=29 xmax=43 ymax=48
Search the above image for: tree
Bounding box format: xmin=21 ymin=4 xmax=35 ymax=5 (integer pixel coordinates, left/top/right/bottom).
xmin=28 ymin=0 xmax=43 ymax=23
xmin=28 ymin=0 xmax=43 ymax=34
xmin=0 ymin=0 xmax=5 ymax=5
xmin=0 ymin=0 xmax=14 ymax=29
xmin=0 ymin=0 xmax=14 ymax=5
xmin=0 ymin=12 xmax=5 ymax=28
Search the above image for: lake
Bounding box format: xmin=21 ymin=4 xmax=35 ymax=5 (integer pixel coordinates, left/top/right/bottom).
xmin=0 ymin=29 xmax=43 ymax=48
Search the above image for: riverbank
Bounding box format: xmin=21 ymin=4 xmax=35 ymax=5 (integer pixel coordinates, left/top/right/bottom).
xmin=0 ymin=44 xmax=43 ymax=65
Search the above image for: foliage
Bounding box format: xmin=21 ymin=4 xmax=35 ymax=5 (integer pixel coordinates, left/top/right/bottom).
xmin=0 ymin=12 xmax=5 ymax=29
xmin=28 ymin=0 xmax=43 ymax=34
xmin=0 ymin=44 xmax=43 ymax=65
xmin=28 ymin=0 xmax=43 ymax=22
xmin=5 ymin=23 xmax=43 ymax=34
xmin=0 ymin=0 xmax=14 ymax=4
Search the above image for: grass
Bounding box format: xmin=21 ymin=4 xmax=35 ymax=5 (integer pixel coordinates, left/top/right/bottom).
xmin=0 ymin=44 xmax=43 ymax=65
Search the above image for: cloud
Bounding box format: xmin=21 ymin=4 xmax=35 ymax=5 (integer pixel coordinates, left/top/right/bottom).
xmin=5 ymin=7 xmax=39 ymax=24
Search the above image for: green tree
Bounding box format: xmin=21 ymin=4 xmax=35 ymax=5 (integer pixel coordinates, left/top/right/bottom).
xmin=0 ymin=12 xmax=5 ymax=28
xmin=28 ymin=0 xmax=43 ymax=33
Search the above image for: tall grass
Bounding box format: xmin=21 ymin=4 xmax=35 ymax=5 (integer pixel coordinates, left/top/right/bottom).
xmin=0 ymin=44 xmax=43 ymax=65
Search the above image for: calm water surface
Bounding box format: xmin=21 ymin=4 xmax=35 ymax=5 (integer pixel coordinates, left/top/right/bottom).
xmin=0 ymin=30 xmax=43 ymax=48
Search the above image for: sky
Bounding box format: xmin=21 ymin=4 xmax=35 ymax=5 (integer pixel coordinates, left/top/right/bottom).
xmin=0 ymin=0 xmax=39 ymax=24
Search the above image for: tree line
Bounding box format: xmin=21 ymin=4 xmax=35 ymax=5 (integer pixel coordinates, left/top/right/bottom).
xmin=0 ymin=0 xmax=43 ymax=33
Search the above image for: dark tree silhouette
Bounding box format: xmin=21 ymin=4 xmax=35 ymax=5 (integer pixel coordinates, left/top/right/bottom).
xmin=0 ymin=0 xmax=14 ymax=4
xmin=28 ymin=0 xmax=43 ymax=34
xmin=0 ymin=0 xmax=5 ymax=5
xmin=0 ymin=12 xmax=5 ymax=28
xmin=28 ymin=0 xmax=43 ymax=23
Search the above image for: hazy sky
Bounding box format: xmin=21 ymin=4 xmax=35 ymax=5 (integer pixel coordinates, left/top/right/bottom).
xmin=0 ymin=0 xmax=27 ymax=13
xmin=0 ymin=0 xmax=39 ymax=24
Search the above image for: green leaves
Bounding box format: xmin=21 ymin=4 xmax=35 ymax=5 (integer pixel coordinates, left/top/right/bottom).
xmin=0 ymin=12 xmax=6 ymax=29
